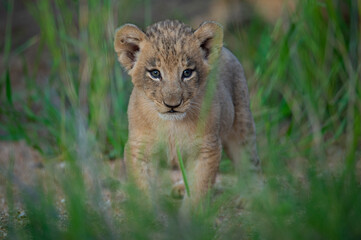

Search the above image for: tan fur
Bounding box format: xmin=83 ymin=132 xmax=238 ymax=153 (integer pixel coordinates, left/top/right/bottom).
xmin=114 ymin=20 xmax=259 ymax=208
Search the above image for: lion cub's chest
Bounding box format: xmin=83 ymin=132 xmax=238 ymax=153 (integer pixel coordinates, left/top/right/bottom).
xmin=155 ymin=120 xmax=201 ymax=155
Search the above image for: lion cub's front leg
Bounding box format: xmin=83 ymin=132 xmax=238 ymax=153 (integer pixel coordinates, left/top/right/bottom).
xmin=125 ymin=139 xmax=155 ymax=198
xmin=182 ymin=136 xmax=222 ymax=209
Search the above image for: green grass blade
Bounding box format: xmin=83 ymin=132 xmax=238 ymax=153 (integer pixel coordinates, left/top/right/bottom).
xmin=5 ymin=68 xmax=13 ymax=105
xmin=176 ymin=146 xmax=190 ymax=197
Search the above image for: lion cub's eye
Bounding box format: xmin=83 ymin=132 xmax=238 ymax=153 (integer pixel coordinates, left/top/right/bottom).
xmin=149 ymin=69 xmax=161 ymax=80
xmin=182 ymin=69 xmax=194 ymax=80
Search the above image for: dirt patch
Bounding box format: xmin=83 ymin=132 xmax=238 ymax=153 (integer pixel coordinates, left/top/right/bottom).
xmin=0 ymin=141 xmax=43 ymax=211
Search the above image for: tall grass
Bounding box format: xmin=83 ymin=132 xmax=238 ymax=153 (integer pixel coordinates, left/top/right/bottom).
xmin=1 ymin=0 xmax=360 ymax=239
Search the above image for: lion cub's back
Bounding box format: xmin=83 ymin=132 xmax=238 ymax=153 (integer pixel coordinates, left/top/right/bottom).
xmin=217 ymin=48 xmax=251 ymax=136
xmin=218 ymin=48 xmax=248 ymax=93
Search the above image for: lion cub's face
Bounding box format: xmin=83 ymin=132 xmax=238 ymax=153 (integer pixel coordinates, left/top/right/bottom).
xmin=114 ymin=20 xmax=223 ymax=120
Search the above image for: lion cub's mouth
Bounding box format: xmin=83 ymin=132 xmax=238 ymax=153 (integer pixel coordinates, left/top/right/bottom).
xmin=156 ymin=99 xmax=187 ymax=120
xmin=158 ymin=111 xmax=186 ymax=121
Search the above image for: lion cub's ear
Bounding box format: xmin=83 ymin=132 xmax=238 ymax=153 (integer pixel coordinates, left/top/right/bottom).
xmin=194 ymin=21 xmax=224 ymax=63
xmin=114 ymin=24 xmax=147 ymax=72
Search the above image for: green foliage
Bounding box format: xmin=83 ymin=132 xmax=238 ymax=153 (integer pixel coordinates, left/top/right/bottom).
xmin=177 ymin=147 xmax=191 ymax=197
xmin=1 ymin=0 xmax=360 ymax=239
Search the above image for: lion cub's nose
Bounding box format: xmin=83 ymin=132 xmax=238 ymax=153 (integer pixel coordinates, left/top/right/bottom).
xmin=163 ymin=100 xmax=182 ymax=109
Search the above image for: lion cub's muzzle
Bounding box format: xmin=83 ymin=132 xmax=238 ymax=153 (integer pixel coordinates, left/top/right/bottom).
xmin=163 ymin=100 xmax=183 ymax=113
xmin=158 ymin=99 xmax=187 ymax=120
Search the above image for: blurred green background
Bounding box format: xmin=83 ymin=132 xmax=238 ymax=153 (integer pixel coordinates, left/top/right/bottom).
xmin=0 ymin=0 xmax=360 ymax=239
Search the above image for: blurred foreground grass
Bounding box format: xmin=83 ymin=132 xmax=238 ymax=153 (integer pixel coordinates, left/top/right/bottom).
xmin=1 ymin=0 xmax=361 ymax=239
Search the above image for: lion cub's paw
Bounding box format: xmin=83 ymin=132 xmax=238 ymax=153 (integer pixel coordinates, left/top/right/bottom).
xmin=171 ymin=180 xmax=185 ymax=199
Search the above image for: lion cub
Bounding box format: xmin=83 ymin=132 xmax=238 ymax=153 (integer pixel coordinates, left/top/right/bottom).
xmin=114 ymin=20 xmax=259 ymax=207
